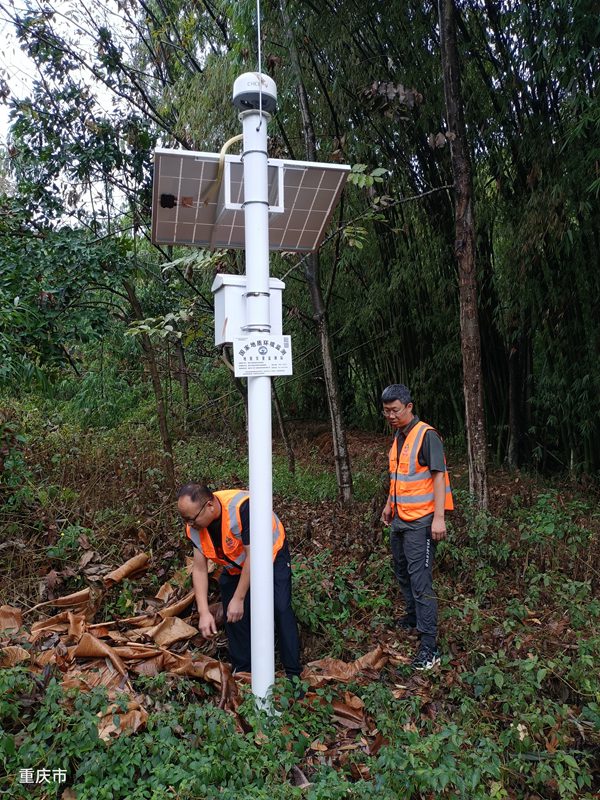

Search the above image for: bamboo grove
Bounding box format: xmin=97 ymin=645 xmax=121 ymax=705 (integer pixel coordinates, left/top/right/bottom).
xmin=0 ymin=0 xmax=599 ymax=487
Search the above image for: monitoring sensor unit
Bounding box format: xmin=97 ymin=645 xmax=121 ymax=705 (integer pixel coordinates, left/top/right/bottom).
xmin=232 ymin=72 xmax=277 ymax=114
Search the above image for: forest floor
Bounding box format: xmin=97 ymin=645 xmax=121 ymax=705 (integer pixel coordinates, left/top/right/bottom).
xmin=1 ymin=417 xmax=599 ymax=799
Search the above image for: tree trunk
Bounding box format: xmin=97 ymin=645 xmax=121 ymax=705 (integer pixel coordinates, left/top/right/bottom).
xmin=507 ymin=340 xmax=521 ymax=469
xmin=305 ymin=254 xmax=353 ymax=501
xmin=439 ymin=0 xmax=489 ymax=508
xmin=123 ymin=281 xmax=176 ymax=493
xmin=507 ymin=327 xmax=531 ymax=469
xmin=272 ymin=382 xmax=295 ymax=475
xmin=175 ymin=338 xmax=190 ymax=427
xmin=279 ymin=0 xmax=353 ymax=502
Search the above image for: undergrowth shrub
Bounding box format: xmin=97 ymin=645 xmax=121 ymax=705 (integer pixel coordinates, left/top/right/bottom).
xmin=56 ymin=363 xmax=148 ymax=428
xmin=0 ymin=670 xmax=367 ymax=800
xmin=292 ymin=549 xmax=392 ymax=658
xmin=0 ymin=414 xmax=35 ymax=509
xmin=514 ymin=491 xmax=597 ymax=579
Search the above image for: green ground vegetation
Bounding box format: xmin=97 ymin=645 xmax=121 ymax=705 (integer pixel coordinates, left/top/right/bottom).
xmin=0 ymin=398 xmax=598 ymax=799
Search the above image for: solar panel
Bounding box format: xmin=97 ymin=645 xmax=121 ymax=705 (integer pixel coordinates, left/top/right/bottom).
xmin=151 ymin=148 xmax=350 ymax=253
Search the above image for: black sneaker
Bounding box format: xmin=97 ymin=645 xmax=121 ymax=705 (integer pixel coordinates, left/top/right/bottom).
xmin=395 ymin=615 xmax=418 ymax=631
xmin=411 ymin=646 xmax=441 ymax=670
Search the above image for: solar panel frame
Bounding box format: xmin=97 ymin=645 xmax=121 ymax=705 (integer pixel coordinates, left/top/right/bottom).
xmin=151 ymin=148 xmax=350 ymax=253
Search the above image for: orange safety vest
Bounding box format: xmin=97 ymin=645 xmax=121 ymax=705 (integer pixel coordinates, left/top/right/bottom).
xmin=389 ymin=420 xmax=454 ymax=522
xmin=185 ymin=489 xmax=285 ymax=575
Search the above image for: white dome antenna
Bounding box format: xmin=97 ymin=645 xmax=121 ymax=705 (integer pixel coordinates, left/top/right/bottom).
xmin=232 ymin=72 xmax=277 ymax=115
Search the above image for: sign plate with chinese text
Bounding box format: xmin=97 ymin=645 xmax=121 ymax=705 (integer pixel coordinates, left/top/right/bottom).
xmin=233 ymin=335 xmax=293 ymax=377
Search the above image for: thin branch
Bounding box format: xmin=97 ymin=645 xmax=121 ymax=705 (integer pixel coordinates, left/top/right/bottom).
xmin=281 ymin=184 xmax=453 ymax=281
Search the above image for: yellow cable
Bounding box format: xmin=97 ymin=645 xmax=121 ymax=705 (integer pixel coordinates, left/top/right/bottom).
xmin=201 ymin=134 xmax=244 ymax=206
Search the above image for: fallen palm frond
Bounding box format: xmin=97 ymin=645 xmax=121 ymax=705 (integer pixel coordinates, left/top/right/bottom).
xmin=1 ymin=552 xmax=397 ymax=749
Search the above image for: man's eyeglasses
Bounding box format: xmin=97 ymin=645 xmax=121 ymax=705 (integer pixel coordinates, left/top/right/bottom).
xmin=382 ymin=406 xmax=406 ymax=418
xmin=181 ymin=499 xmax=210 ymax=526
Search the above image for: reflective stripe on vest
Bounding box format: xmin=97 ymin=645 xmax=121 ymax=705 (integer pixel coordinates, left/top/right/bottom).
xmin=388 ymin=420 xmax=454 ymax=522
xmin=186 ymin=489 xmax=285 ymax=574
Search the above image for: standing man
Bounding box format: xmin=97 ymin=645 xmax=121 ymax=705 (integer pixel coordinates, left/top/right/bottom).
xmin=177 ymin=483 xmax=302 ymax=679
xmin=380 ymin=384 xmax=453 ymax=670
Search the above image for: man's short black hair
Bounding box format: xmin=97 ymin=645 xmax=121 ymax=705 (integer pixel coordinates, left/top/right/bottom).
xmin=177 ymin=483 xmax=213 ymax=503
xmin=381 ymin=384 xmax=412 ymax=405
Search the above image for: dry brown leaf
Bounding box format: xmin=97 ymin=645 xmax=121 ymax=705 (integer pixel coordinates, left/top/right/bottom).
xmin=368 ymin=732 xmax=388 ymax=756
xmin=129 ymin=656 xmax=162 ymax=676
xmin=31 ymin=650 xmax=55 ymax=667
xmin=43 ymin=569 xmax=61 ymax=591
xmin=82 ymin=585 xmax=106 ymax=624
xmin=0 ymin=645 xmax=30 ymax=667
xmin=158 ymin=591 xmax=196 ymax=619
xmin=155 ymin=581 xmax=174 ymax=602
xmin=54 ymin=642 xmax=73 ymax=672
xmin=28 ymin=588 xmax=91 ymax=614
xmin=121 ymin=614 xmax=159 ymax=627
xmin=103 ymin=553 xmax=150 ymax=587
xmin=31 ymin=611 xmax=72 ymax=635
xmin=385 ymin=652 xmax=412 ymax=666
xmin=547 ymin=617 xmax=569 ymax=637
xmin=67 ymin=611 xmax=86 ymax=640
xmin=331 ymin=698 xmax=366 ymax=729
xmin=73 ymin=633 xmax=128 ymax=676
xmin=97 ymin=699 xmax=148 ymax=740
xmin=117 ymin=628 xmax=149 ymax=643
xmin=112 ymin=644 xmax=165 ymax=661
xmin=85 ymin=623 xmax=114 ymax=638
xmin=88 ymin=613 xmax=157 ymax=631
xmin=170 ymin=653 xmax=222 ymax=683
xmin=350 ymin=763 xmax=371 ymax=780
xmin=343 ymin=691 xmax=364 ymax=710
xmin=83 ymin=565 xmax=110 ymax=579
xmin=303 ymin=645 xmax=388 ymax=685
xmin=309 ymin=740 xmax=328 ymax=751
xmin=79 ymin=550 xmax=97 ymax=569
xmin=381 ymin=643 xmax=412 ymax=666
xmin=0 ymin=604 xmax=22 ymax=632
xmin=290 ymin=764 xmax=311 ymax=787
xmin=216 ymin=661 xmax=242 ymax=712
xmin=62 ymin=788 xmax=78 ymax=800
xmin=61 ymin=661 xmax=126 ymax=692
xmin=142 ymin=616 xmax=198 ymax=647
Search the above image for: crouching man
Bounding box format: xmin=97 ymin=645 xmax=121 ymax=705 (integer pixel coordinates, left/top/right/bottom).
xmin=177 ymin=483 xmax=302 ymax=678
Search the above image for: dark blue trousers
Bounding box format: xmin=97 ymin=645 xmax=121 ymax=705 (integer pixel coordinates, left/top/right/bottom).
xmin=218 ymin=539 xmax=302 ymax=676
xmin=390 ymin=526 xmax=438 ymax=649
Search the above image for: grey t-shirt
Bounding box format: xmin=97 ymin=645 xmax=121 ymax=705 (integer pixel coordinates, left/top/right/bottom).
xmin=390 ymin=416 xmax=447 ymax=532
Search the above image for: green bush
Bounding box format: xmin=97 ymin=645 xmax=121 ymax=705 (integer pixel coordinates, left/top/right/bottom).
xmin=292 ymin=549 xmax=392 ymax=657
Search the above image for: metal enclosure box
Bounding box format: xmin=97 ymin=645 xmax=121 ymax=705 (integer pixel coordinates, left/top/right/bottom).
xmin=211 ymin=274 xmax=285 ymax=346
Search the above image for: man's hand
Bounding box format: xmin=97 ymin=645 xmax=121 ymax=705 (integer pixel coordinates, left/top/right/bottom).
xmin=381 ymin=499 xmax=393 ymax=525
xmin=198 ymin=611 xmax=217 ymax=638
xmin=431 ymin=517 xmax=446 ymax=542
xmin=431 ymin=471 xmax=448 ymax=541
xmin=227 ymin=596 xmax=245 ymax=624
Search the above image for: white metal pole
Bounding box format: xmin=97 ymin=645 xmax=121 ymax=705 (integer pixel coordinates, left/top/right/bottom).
xmin=239 ymin=100 xmax=275 ymax=703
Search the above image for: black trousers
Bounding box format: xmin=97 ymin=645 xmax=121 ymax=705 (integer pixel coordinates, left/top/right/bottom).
xmin=218 ymin=539 xmax=302 ymax=677
xmin=390 ymin=526 xmax=438 ymax=649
